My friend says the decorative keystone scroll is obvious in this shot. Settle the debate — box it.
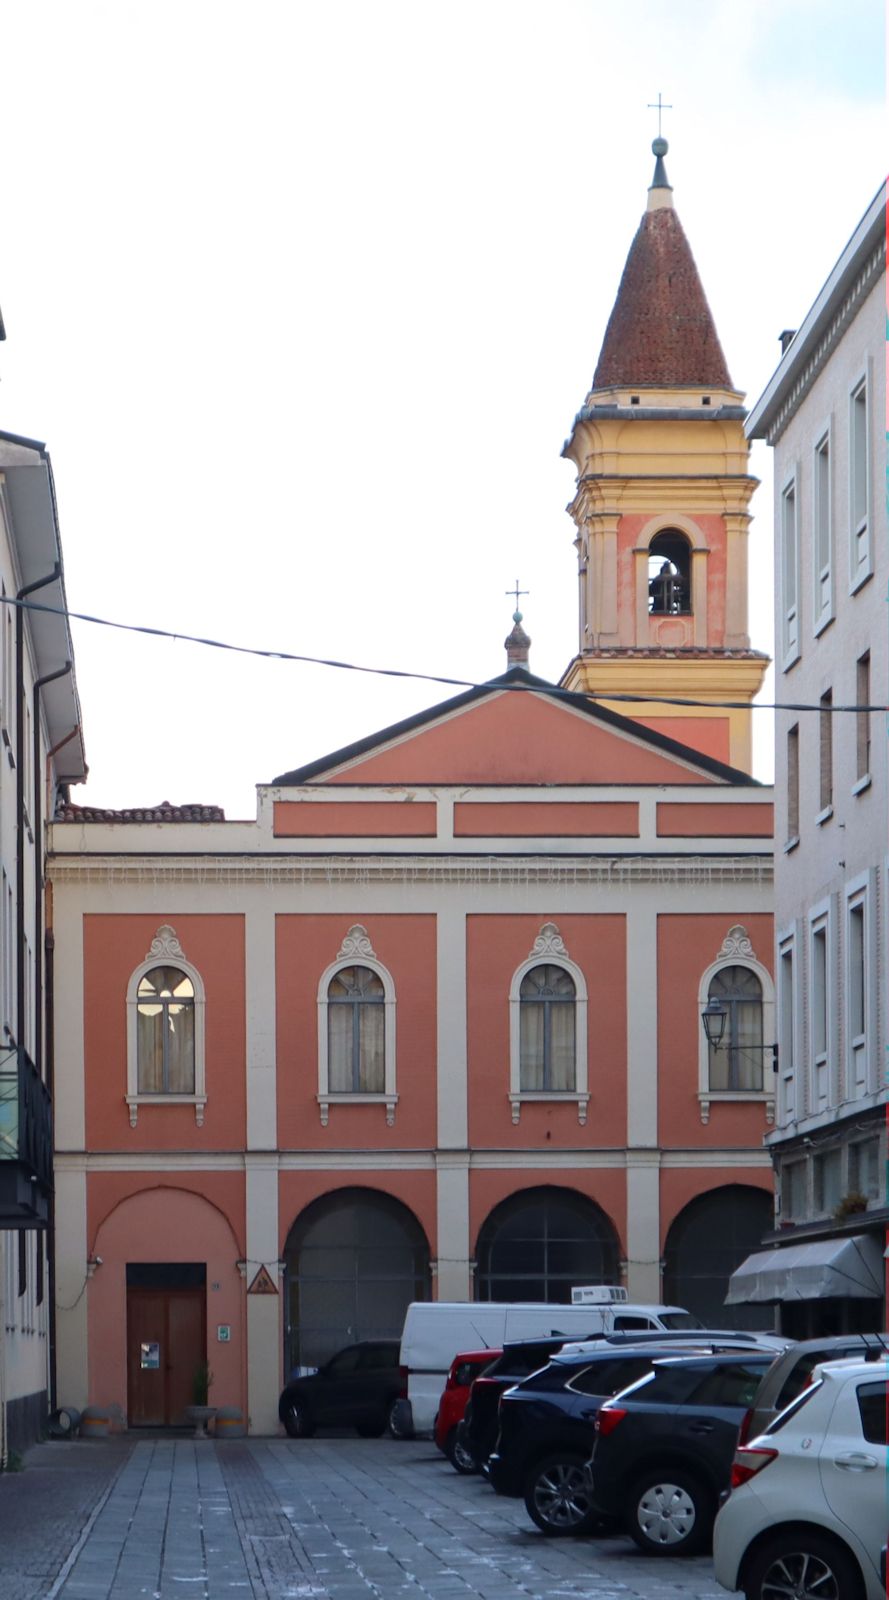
[336,924,377,962]
[716,924,756,962]
[146,924,187,962]
[529,922,569,960]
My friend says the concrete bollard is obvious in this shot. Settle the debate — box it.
[211,1406,247,1439]
[80,1405,112,1438]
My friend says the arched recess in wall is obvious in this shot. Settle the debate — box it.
[90,1186,246,1429]
[475,1185,620,1303]
[662,1185,773,1332]
[283,1188,431,1372]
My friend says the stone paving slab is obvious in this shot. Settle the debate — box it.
[1,1435,743,1599]
[0,1437,133,1600]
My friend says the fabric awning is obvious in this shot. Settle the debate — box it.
[725,1233,884,1304]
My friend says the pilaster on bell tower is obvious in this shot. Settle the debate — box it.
[559,138,768,774]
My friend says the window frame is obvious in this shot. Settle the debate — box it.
[126,925,206,1127]
[697,928,775,1125]
[779,470,801,669]
[317,926,397,1126]
[807,898,834,1113]
[845,871,877,1099]
[508,924,588,1125]
[812,424,834,635]
[777,925,798,1127]
[855,651,871,790]
[848,370,872,593]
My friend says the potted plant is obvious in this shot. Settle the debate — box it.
[185,1360,216,1437]
[833,1191,868,1221]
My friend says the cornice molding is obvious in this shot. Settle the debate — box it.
[761,237,885,445]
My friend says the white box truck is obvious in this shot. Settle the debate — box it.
[396,1290,699,1436]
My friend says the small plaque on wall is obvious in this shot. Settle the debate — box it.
[217,1325,231,1343]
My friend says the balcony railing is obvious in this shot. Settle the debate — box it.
[0,1045,52,1227]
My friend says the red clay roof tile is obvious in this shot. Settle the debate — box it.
[593,207,732,390]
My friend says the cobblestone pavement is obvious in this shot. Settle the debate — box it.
[2,1435,744,1600]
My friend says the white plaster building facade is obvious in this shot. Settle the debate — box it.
[740,185,887,1336]
[0,431,86,1457]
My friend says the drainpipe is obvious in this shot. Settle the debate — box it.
[33,684,75,1417]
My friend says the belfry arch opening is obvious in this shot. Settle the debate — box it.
[648,529,692,615]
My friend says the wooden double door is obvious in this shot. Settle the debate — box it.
[127,1270,206,1427]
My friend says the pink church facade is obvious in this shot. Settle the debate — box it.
[50,673,775,1433]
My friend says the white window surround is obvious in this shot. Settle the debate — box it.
[776,927,797,1130]
[697,924,775,1125]
[508,922,588,1125]
[812,423,834,635]
[844,871,877,1100]
[779,470,801,670]
[317,924,397,1126]
[126,924,206,1128]
[808,897,834,1115]
[848,368,872,593]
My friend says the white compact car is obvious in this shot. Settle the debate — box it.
[713,1356,888,1599]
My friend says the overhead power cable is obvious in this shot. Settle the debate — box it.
[3,593,886,713]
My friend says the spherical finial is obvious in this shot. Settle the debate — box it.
[513,609,523,624]
[652,136,668,158]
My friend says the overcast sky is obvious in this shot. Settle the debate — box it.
[0,0,883,815]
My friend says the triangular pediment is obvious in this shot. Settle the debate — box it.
[273,671,756,788]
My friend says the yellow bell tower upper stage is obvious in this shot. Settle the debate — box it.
[560,139,768,775]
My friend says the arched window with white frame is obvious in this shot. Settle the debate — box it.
[697,925,774,1127]
[317,926,397,1126]
[126,925,206,1127]
[509,924,588,1125]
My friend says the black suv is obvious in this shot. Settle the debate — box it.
[278,1340,404,1437]
[488,1335,779,1537]
[585,1351,775,1556]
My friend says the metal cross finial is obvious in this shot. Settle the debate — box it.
[506,579,529,620]
[647,93,672,138]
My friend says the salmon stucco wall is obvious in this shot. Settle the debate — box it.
[466,914,627,1149]
[275,915,437,1150]
[86,1180,246,1421]
[657,913,774,1147]
[83,914,246,1150]
[323,692,714,786]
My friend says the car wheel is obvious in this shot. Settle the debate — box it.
[446,1426,478,1475]
[744,1531,864,1600]
[523,1453,602,1537]
[388,1399,414,1440]
[626,1467,712,1556]
[282,1399,315,1439]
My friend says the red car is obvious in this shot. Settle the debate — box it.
[434,1349,499,1470]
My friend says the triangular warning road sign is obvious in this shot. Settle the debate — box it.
[247,1264,278,1296]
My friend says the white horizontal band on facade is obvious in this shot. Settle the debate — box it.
[54,1146,771,1173]
[48,854,772,887]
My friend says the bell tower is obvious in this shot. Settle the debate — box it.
[560,139,768,774]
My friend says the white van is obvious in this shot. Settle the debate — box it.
[396,1288,699,1435]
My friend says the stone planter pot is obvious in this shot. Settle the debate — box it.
[184,1405,216,1439]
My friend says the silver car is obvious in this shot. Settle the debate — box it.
[713,1356,888,1599]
